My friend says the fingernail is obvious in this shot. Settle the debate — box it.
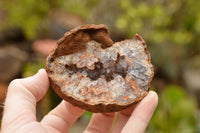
[148,91,158,106]
[148,91,158,98]
[36,68,44,76]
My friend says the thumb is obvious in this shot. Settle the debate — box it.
[2,69,49,131]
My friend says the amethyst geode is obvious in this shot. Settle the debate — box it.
[46,24,154,112]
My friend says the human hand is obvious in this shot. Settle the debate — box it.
[1,69,158,133]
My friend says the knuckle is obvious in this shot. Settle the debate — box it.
[8,79,21,88]
[8,79,24,92]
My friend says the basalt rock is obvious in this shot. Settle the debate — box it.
[46,24,154,112]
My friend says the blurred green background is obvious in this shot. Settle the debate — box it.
[0,0,200,132]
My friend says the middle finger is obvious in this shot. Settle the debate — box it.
[83,112,116,133]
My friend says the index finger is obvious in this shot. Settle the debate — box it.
[121,91,158,133]
[112,91,158,133]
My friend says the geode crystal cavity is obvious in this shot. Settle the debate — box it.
[46,24,154,112]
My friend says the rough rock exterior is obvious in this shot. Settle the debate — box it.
[46,24,154,112]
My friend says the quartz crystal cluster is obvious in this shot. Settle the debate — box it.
[46,24,154,112]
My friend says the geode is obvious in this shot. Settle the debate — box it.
[46,24,154,112]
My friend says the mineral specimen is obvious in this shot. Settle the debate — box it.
[46,24,154,112]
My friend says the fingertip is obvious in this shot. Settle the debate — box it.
[20,68,49,101]
[147,91,158,107]
[35,68,49,85]
[37,68,45,74]
[149,91,158,97]
[64,102,85,115]
[102,112,116,116]
[36,69,48,79]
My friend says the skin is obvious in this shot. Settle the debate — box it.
[1,69,158,133]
